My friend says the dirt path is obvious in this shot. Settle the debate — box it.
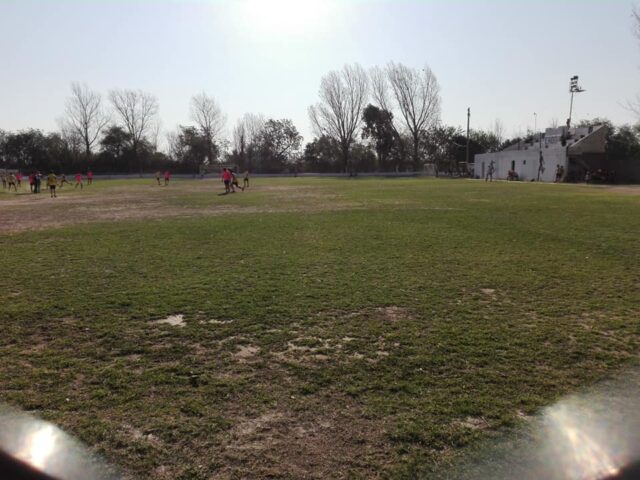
[0,182,359,234]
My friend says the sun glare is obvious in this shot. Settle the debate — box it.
[239,0,332,35]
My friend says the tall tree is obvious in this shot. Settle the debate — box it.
[168,126,210,172]
[385,62,441,169]
[109,89,159,172]
[232,113,266,171]
[361,104,399,171]
[61,82,110,167]
[309,64,369,172]
[190,93,226,165]
[259,119,303,166]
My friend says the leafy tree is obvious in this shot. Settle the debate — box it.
[303,136,341,173]
[168,126,211,172]
[258,119,303,172]
[608,124,640,162]
[361,104,400,171]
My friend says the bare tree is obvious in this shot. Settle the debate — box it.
[232,113,265,170]
[109,89,159,172]
[492,119,505,145]
[369,66,409,166]
[61,82,110,166]
[233,113,265,154]
[626,7,640,118]
[190,93,226,164]
[150,120,162,153]
[59,122,84,164]
[370,66,394,113]
[309,64,369,172]
[386,62,441,168]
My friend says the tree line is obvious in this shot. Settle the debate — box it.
[1,63,639,175]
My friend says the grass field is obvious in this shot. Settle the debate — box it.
[1,177,639,479]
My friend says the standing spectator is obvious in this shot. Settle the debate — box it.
[485,161,495,182]
[34,172,42,193]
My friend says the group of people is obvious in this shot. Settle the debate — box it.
[585,169,616,184]
[155,171,172,186]
[1,170,92,197]
[221,168,249,194]
[44,172,90,197]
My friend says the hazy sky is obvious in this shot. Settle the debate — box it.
[1,0,639,146]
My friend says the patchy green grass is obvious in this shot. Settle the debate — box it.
[1,178,639,479]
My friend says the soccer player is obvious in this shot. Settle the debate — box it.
[28,173,35,192]
[15,172,22,189]
[164,170,171,186]
[221,168,231,193]
[59,174,71,188]
[7,173,17,192]
[87,170,94,185]
[243,171,250,189]
[47,171,58,198]
[230,169,243,192]
[74,173,83,190]
[155,171,161,186]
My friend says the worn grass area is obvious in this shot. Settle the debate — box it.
[1,178,639,479]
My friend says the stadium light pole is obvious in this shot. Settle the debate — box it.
[567,75,585,129]
[466,107,470,167]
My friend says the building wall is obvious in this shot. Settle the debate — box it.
[569,126,608,155]
[474,148,567,182]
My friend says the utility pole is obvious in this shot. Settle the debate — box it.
[466,107,470,167]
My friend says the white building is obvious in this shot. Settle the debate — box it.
[474,125,608,182]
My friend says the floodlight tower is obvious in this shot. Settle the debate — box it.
[567,75,585,129]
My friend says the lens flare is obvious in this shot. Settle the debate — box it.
[547,405,621,480]
[16,425,58,470]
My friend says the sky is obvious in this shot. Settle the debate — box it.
[1,0,639,148]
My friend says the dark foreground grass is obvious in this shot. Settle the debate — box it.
[1,178,639,479]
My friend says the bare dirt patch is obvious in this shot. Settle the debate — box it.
[216,398,391,479]
[233,344,260,362]
[273,338,333,365]
[0,180,362,234]
[151,314,185,327]
[457,416,491,430]
[375,306,413,322]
